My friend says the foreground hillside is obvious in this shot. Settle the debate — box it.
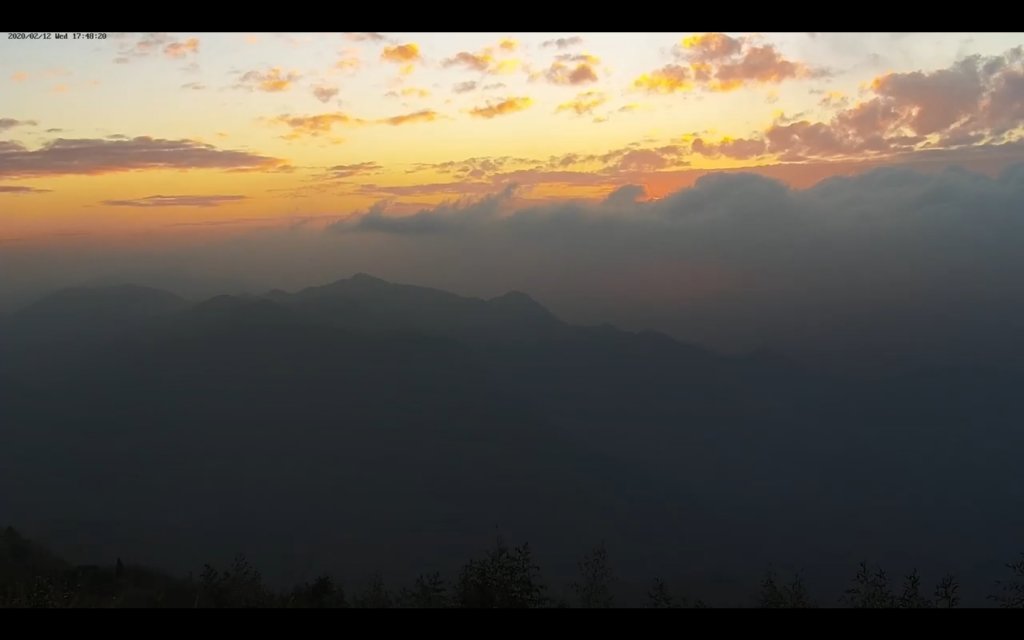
[6,526,1023,607]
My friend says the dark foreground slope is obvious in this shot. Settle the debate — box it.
[1,274,1022,604]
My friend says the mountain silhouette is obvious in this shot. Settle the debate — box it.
[1,274,1022,603]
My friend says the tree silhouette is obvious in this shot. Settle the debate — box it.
[288,574,346,608]
[845,562,895,608]
[196,555,269,608]
[895,569,932,608]
[455,538,547,608]
[398,572,450,608]
[759,569,812,608]
[571,543,614,608]
[647,577,675,608]
[933,573,960,608]
[352,572,393,608]
[989,553,1024,608]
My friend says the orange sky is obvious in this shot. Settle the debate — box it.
[2,32,1023,242]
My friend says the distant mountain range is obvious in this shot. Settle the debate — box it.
[2,274,1022,604]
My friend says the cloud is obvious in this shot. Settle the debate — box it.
[115,33,201,63]
[453,81,478,94]
[0,185,51,194]
[347,32,386,42]
[753,48,1024,161]
[542,55,600,85]
[163,38,199,59]
[442,41,521,75]
[320,162,382,180]
[381,109,439,126]
[237,67,301,92]
[818,90,849,109]
[322,164,1024,369]
[0,118,38,131]
[635,33,820,93]
[556,91,606,116]
[443,51,491,72]
[633,65,693,93]
[469,97,533,119]
[0,137,281,177]
[615,149,672,171]
[312,85,340,103]
[337,184,518,235]
[406,155,531,179]
[273,112,364,138]
[602,184,647,206]
[101,194,247,207]
[181,82,205,91]
[542,37,583,49]
[11,72,29,83]
[335,50,361,72]
[690,137,768,160]
[381,43,421,74]
[114,33,171,61]
[631,48,1024,166]
[386,87,431,99]
[679,33,743,60]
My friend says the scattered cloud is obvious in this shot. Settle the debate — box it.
[114,33,201,63]
[0,118,38,131]
[556,91,607,116]
[312,85,340,103]
[443,41,522,76]
[635,33,822,94]
[690,136,768,160]
[319,162,382,180]
[237,67,301,93]
[0,185,51,194]
[273,112,365,138]
[0,137,282,177]
[542,55,600,85]
[335,49,361,72]
[181,82,205,91]
[163,38,199,59]
[453,81,478,94]
[338,185,518,235]
[381,43,421,74]
[469,97,533,119]
[818,90,849,109]
[346,32,386,42]
[542,36,583,49]
[381,109,439,126]
[704,47,1024,162]
[407,155,531,179]
[101,194,247,207]
[386,87,431,99]
[633,65,693,94]
[11,72,29,83]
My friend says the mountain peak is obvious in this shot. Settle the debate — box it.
[349,272,388,285]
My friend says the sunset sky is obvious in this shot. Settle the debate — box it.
[1,32,1023,242]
